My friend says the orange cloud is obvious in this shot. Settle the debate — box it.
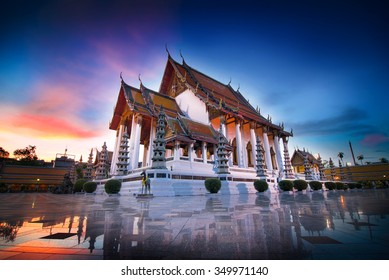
[12,113,100,139]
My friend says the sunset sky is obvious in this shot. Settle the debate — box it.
[1,0,388,165]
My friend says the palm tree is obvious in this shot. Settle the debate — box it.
[357,154,364,165]
[338,152,344,164]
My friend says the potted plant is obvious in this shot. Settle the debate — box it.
[253,180,268,193]
[293,179,308,191]
[278,180,294,192]
[74,179,87,193]
[204,178,221,194]
[324,181,336,190]
[83,181,97,194]
[104,179,122,194]
[309,181,323,191]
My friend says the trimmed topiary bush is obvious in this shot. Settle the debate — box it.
[254,180,268,192]
[204,178,221,193]
[83,181,97,193]
[105,179,122,194]
[278,180,294,191]
[293,179,308,191]
[324,181,336,190]
[0,183,7,193]
[74,179,88,193]
[362,181,374,189]
[335,182,346,190]
[309,181,323,191]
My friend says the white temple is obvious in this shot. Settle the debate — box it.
[97,53,295,195]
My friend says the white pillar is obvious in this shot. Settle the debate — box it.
[132,115,142,169]
[146,120,155,166]
[128,116,137,170]
[174,141,181,161]
[274,134,284,173]
[202,142,207,163]
[250,123,257,167]
[235,120,244,167]
[189,143,195,162]
[263,130,273,171]
[220,115,232,167]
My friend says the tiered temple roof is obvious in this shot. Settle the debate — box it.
[160,55,291,134]
[110,54,292,146]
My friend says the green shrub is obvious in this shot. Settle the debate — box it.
[309,181,323,191]
[375,181,384,189]
[0,183,7,193]
[74,179,88,192]
[254,180,268,192]
[362,181,374,189]
[278,180,294,191]
[105,179,122,194]
[204,178,221,193]
[324,181,336,190]
[347,182,357,189]
[83,181,97,193]
[355,182,363,189]
[293,179,308,191]
[335,182,346,190]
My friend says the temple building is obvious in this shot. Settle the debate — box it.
[106,53,294,195]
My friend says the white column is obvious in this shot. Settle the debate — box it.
[174,141,181,161]
[189,143,195,162]
[220,115,232,167]
[236,120,244,167]
[250,123,257,167]
[128,116,137,170]
[132,115,142,169]
[274,134,284,173]
[110,125,123,175]
[263,130,273,171]
[202,142,207,163]
[146,120,155,166]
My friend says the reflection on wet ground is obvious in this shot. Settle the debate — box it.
[1,189,389,260]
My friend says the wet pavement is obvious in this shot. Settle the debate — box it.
[1,189,389,260]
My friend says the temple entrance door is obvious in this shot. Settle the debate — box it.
[247,141,253,167]
[270,147,277,170]
[232,138,237,166]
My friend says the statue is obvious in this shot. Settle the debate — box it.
[140,171,151,195]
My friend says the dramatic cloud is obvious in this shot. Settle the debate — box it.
[361,133,389,147]
[11,113,100,139]
[288,107,372,136]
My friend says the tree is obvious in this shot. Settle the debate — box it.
[379,157,388,163]
[0,147,9,158]
[13,145,38,161]
[357,154,364,165]
[337,152,344,164]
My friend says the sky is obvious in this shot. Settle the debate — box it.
[1,0,388,165]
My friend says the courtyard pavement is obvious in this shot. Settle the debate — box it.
[0,189,388,260]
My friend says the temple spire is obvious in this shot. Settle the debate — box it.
[283,137,294,179]
[303,153,314,180]
[95,142,109,180]
[255,136,266,179]
[216,125,230,174]
[317,154,326,181]
[151,106,167,169]
[84,148,94,181]
[116,127,130,175]
[329,157,335,181]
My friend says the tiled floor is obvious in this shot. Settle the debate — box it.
[1,189,389,260]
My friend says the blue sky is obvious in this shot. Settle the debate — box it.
[1,0,388,165]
